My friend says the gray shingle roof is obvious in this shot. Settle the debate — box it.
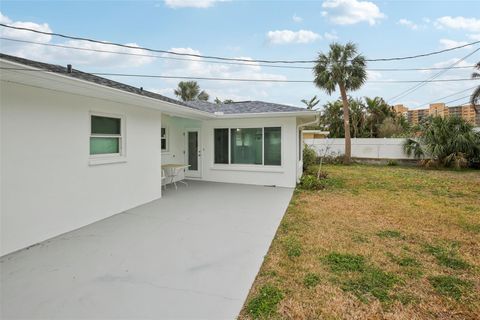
[1,53,311,115]
[185,100,310,114]
[0,53,192,108]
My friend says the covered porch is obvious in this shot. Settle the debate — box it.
[161,115,203,185]
[1,181,293,319]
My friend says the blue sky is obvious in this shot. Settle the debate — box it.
[1,0,479,109]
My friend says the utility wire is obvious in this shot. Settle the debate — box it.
[417,86,478,108]
[387,47,480,103]
[1,23,480,63]
[1,67,479,84]
[1,37,313,69]
[409,98,472,111]
[0,37,477,72]
[443,95,473,105]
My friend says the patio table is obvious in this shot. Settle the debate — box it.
[161,164,190,190]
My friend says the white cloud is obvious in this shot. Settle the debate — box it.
[324,31,339,40]
[418,58,475,80]
[367,70,382,80]
[156,47,288,101]
[0,11,10,23]
[266,29,321,45]
[435,16,480,32]
[49,40,155,68]
[292,14,303,23]
[397,19,418,30]
[438,38,468,50]
[321,0,385,26]
[164,0,226,8]
[0,12,154,68]
[431,58,474,69]
[468,34,480,41]
[0,12,52,43]
[163,47,285,80]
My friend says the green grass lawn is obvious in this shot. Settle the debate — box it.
[239,164,480,319]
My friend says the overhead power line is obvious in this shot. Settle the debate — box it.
[0,37,477,72]
[1,23,480,63]
[387,47,480,103]
[369,66,475,71]
[1,67,479,84]
[410,98,472,110]
[443,95,473,105]
[417,86,478,107]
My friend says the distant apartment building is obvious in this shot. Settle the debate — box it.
[393,104,408,118]
[393,103,480,126]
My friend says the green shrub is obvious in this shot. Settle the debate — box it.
[303,273,321,288]
[322,153,345,164]
[247,284,284,318]
[302,145,317,171]
[299,175,324,191]
[387,159,398,166]
[428,275,473,300]
[403,116,480,169]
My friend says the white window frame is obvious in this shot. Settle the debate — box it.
[213,126,283,168]
[89,111,126,166]
[161,126,169,153]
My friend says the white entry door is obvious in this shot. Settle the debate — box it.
[185,129,202,178]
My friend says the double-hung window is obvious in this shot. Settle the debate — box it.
[90,114,123,157]
[214,127,281,166]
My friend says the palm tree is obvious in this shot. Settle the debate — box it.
[471,61,480,113]
[349,98,366,138]
[313,42,367,164]
[404,116,480,168]
[301,96,320,110]
[364,97,393,138]
[197,90,209,101]
[174,81,200,101]
[319,100,344,137]
[174,81,210,102]
[214,97,234,104]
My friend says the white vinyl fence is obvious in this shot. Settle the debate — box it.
[304,138,413,160]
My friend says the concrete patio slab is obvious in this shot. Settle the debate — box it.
[0,181,293,319]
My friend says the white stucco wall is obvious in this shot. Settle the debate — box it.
[305,138,412,159]
[1,81,163,255]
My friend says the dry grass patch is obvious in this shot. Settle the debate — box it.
[239,165,480,319]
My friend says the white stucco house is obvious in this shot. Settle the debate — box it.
[0,53,318,256]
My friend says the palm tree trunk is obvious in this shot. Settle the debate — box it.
[339,83,351,164]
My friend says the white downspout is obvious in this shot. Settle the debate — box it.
[296,113,320,183]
